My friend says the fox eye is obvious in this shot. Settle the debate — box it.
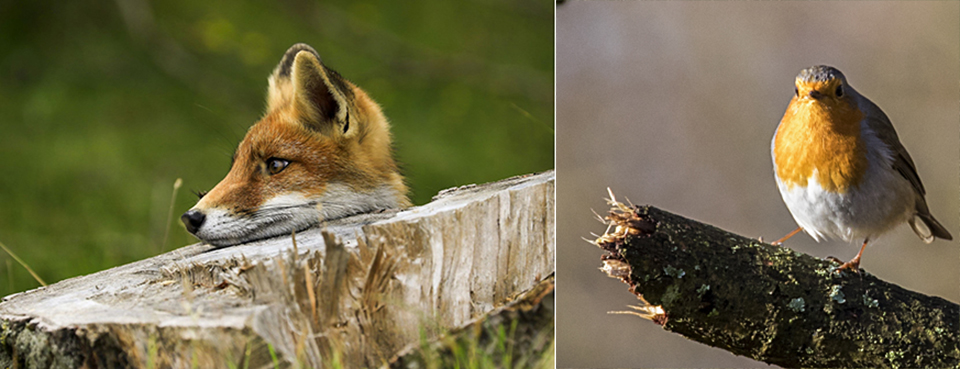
[835,85,843,97]
[266,158,290,175]
[794,87,799,96]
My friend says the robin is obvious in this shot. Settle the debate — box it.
[771,65,952,272]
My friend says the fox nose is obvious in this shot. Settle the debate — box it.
[181,209,206,234]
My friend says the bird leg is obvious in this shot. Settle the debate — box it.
[836,238,869,273]
[771,227,802,246]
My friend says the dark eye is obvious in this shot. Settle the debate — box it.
[266,158,290,175]
[794,87,799,96]
[835,85,843,97]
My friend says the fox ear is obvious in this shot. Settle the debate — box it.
[267,44,315,112]
[291,52,350,133]
[267,44,352,136]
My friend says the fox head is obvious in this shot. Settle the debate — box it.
[181,43,410,247]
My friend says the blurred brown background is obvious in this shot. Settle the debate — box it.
[557,2,958,368]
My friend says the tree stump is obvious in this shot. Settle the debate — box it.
[0,171,555,368]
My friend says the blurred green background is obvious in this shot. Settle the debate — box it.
[0,1,553,296]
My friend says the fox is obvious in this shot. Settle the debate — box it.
[181,43,411,247]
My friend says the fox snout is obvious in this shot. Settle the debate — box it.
[181,209,205,234]
[181,43,410,247]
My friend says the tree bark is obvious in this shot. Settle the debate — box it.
[0,171,555,369]
[594,203,959,368]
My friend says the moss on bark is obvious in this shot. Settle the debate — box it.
[596,205,959,368]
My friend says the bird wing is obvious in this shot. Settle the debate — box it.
[857,89,952,241]
[858,94,926,196]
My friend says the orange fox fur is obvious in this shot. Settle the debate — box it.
[181,43,410,246]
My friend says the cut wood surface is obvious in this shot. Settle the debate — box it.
[0,171,555,369]
[594,201,958,368]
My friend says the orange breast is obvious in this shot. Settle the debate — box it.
[774,96,867,193]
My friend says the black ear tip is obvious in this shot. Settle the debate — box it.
[277,43,322,78]
[287,43,320,59]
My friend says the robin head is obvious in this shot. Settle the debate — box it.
[791,66,858,118]
[775,65,867,193]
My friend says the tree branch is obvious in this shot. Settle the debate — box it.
[594,201,959,368]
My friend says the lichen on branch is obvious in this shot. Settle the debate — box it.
[592,195,959,368]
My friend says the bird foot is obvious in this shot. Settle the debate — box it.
[826,256,860,274]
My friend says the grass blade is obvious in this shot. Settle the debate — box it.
[0,240,46,286]
[161,178,183,253]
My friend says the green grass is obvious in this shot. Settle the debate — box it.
[0,1,553,296]
[404,317,555,369]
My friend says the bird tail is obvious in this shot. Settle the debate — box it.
[909,213,952,244]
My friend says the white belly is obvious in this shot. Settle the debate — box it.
[775,168,914,243]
